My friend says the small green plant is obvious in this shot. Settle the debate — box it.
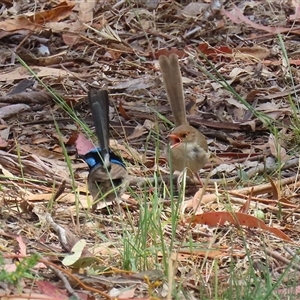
[0,253,40,290]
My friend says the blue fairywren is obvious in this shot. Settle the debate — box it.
[83,89,128,209]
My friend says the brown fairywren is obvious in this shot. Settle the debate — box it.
[159,54,209,181]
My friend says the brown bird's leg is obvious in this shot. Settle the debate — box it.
[195,173,203,187]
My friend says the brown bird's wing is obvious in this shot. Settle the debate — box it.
[159,54,188,127]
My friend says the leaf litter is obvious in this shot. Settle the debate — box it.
[1,0,300,298]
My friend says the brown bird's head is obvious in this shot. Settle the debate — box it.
[168,124,201,148]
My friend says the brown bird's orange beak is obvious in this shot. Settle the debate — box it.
[168,133,181,148]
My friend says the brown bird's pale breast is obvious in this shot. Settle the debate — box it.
[169,140,208,174]
[168,124,209,174]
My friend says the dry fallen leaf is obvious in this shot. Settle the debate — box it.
[0,66,83,81]
[233,46,270,60]
[0,104,30,119]
[0,1,75,32]
[187,212,292,242]
[268,134,289,163]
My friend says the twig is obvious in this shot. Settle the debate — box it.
[266,248,300,272]
[49,265,80,300]
[52,180,66,202]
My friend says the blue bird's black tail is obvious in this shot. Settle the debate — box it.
[88,89,110,168]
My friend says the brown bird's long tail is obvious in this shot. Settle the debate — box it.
[159,54,188,127]
[88,89,110,168]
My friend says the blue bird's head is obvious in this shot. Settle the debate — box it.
[83,148,126,170]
